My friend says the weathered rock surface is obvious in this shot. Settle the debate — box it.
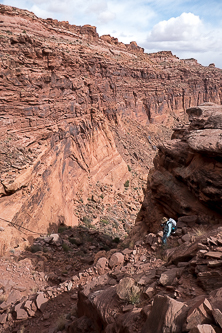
[137,103,222,234]
[0,5,222,253]
[141,295,188,333]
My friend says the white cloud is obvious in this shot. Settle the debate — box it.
[149,12,202,42]
[97,10,116,24]
[141,12,222,67]
[86,0,108,14]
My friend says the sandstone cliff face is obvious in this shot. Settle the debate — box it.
[137,103,222,234]
[0,4,222,253]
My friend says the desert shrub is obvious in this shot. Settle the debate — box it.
[56,315,66,331]
[124,180,129,187]
[62,242,70,252]
[58,225,67,233]
[192,226,206,237]
[69,237,77,245]
[101,219,109,225]
[127,165,131,172]
[113,237,120,244]
[28,244,42,253]
[82,216,91,228]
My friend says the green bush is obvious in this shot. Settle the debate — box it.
[29,244,42,253]
[101,219,109,225]
[82,216,91,228]
[62,242,70,252]
[113,237,120,244]
[124,180,129,187]
[58,225,67,233]
[127,165,131,172]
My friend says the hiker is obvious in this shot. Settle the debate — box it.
[161,217,177,245]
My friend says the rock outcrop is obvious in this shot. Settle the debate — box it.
[137,103,222,234]
[0,4,222,253]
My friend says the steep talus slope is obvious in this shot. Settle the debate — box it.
[136,102,222,235]
[0,4,222,253]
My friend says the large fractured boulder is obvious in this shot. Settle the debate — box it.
[77,285,121,332]
[213,308,222,329]
[159,267,183,286]
[189,324,222,333]
[116,277,140,303]
[109,252,124,269]
[185,298,214,331]
[141,295,188,333]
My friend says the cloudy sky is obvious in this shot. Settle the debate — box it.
[1,0,222,68]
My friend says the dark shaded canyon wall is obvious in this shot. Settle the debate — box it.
[136,103,222,234]
[0,4,222,252]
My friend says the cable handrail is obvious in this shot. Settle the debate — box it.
[0,216,43,235]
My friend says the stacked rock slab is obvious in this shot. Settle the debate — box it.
[137,102,222,233]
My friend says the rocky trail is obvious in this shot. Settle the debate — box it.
[1,4,222,333]
[0,218,222,332]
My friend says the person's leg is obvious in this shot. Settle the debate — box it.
[166,223,172,238]
[162,224,168,244]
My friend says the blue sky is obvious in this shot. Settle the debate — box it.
[1,0,222,68]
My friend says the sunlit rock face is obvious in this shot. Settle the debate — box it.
[0,4,222,253]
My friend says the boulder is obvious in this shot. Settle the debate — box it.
[189,324,222,333]
[116,277,140,303]
[36,292,48,312]
[141,295,188,333]
[0,313,7,324]
[186,298,213,331]
[14,302,29,320]
[213,308,222,329]
[77,285,121,331]
[96,257,108,275]
[159,268,182,286]
[109,252,124,269]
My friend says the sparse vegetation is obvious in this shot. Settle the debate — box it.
[127,286,141,305]
[101,219,109,225]
[192,226,206,237]
[113,237,120,243]
[56,315,66,331]
[82,216,91,228]
[58,225,67,233]
[124,180,129,187]
[69,237,77,245]
[22,30,26,34]
[28,244,42,253]
[62,242,70,252]
[127,165,131,171]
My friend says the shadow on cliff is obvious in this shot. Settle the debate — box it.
[17,222,120,283]
[3,224,122,332]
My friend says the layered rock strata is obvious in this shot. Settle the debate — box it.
[137,103,222,234]
[0,5,222,252]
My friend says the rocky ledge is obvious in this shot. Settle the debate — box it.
[136,102,222,235]
[2,220,222,333]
